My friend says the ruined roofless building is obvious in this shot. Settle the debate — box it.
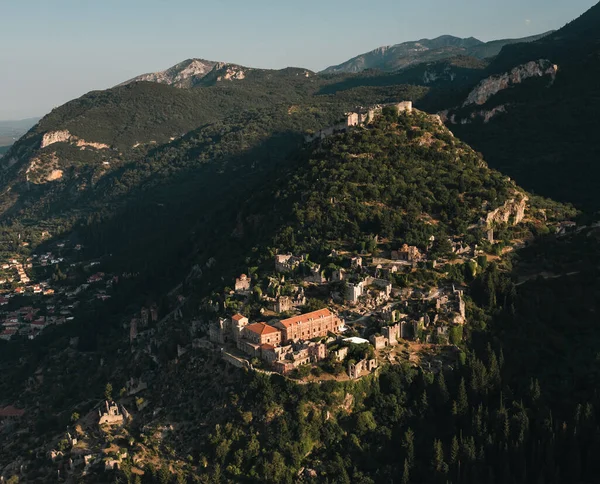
[275,254,302,273]
[234,274,251,292]
[98,401,124,426]
[209,317,232,344]
[392,244,423,263]
[308,101,413,142]
[370,334,389,349]
[275,296,292,313]
[345,281,364,303]
[383,323,400,346]
[348,358,378,379]
[345,101,413,128]
[269,341,328,374]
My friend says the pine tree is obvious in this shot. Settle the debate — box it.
[452,400,459,417]
[488,352,500,389]
[432,439,448,475]
[499,409,510,441]
[436,371,449,405]
[450,435,460,465]
[420,390,429,416]
[529,378,541,404]
[462,436,476,462]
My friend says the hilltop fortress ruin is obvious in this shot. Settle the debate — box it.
[306,101,413,142]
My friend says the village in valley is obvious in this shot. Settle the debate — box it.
[0,237,132,343]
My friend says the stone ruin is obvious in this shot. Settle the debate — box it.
[348,358,378,379]
[306,101,414,142]
[98,401,125,427]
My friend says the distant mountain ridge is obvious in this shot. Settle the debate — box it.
[119,58,315,89]
[322,32,554,74]
[119,58,220,87]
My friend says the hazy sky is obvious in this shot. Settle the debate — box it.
[0,0,596,119]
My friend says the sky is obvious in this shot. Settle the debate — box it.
[0,0,597,120]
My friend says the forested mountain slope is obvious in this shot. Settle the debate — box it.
[0,73,426,278]
[0,106,582,484]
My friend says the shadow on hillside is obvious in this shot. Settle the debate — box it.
[0,128,309,372]
[72,128,308,297]
[317,68,485,113]
[487,266,600,413]
[317,71,421,95]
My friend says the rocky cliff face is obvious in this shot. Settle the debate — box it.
[442,59,558,126]
[443,105,508,125]
[40,130,71,148]
[484,194,528,227]
[40,130,110,151]
[463,59,557,107]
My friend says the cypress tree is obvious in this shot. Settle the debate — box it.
[403,428,415,468]
[457,378,468,416]
[401,458,410,484]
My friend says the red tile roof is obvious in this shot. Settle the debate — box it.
[245,323,280,336]
[232,314,247,321]
[260,343,275,351]
[278,308,333,328]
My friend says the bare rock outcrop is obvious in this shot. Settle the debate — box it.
[26,153,63,183]
[40,130,109,151]
[423,66,456,85]
[118,58,218,87]
[479,105,508,123]
[46,169,64,181]
[214,63,247,81]
[463,59,557,107]
[75,139,110,150]
[41,130,71,148]
[484,194,528,228]
[447,105,508,125]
